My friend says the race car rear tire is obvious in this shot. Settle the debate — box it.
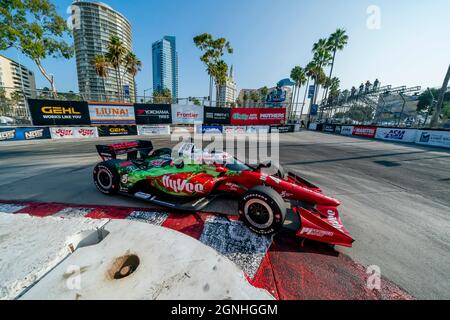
[93,161,120,195]
[239,186,287,235]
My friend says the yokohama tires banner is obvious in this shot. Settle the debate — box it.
[50,127,99,139]
[352,126,377,138]
[134,104,172,124]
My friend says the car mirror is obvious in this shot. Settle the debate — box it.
[257,160,272,170]
[174,159,185,169]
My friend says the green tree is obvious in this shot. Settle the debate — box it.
[311,39,332,104]
[0,0,74,97]
[324,29,348,101]
[192,97,201,106]
[193,33,233,105]
[259,86,269,103]
[124,51,142,102]
[106,35,127,101]
[91,54,109,99]
[0,89,12,116]
[153,88,172,104]
[417,88,450,124]
[290,66,307,119]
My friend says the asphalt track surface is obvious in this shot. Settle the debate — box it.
[0,131,449,299]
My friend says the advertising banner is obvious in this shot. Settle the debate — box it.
[340,126,354,136]
[137,125,170,136]
[204,107,231,125]
[352,126,377,138]
[322,124,336,133]
[98,125,137,137]
[134,104,172,124]
[50,127,98,139]
[375,128,418,143]
[0,127,51,141]
[246,126,270,134]
[88,102,135,125]
[335,125,342,134]
[231,108,286,125]
[258,108,286,125]
[223,126,247,134]
[308,123,318,131]
[416,130,450,149]
[28,99,90,126]
[200,125,223,134]
[270,125,295,133]
[171,105,204,124]
[171,126,195,134]
[310,104,319,116]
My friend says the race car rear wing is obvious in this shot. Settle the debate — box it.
[96,140,153,161]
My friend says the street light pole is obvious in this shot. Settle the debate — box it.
[143,88,153,102]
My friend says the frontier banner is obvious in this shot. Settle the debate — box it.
[134,104,172,124]
[231,108,286,125]
[88,102,135,125]
[203,107,231,124]
[171,105,204,124]
[28,99,90,126]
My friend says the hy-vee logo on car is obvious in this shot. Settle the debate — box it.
[162,176,204,193]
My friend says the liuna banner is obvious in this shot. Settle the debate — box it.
[98,125,138,137]
[137,125,170,135]
[28,99,90,126]
[230,108,286,126]
[134,104,172,124]
[171,105,204,124]
[375,128,418,143]
[88,102,135,125]
[203,107,231,125]
[50,127,99,139]
[0,127,51,141]
[416,130,450,148]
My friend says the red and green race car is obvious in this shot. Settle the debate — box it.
[93,140,354,247]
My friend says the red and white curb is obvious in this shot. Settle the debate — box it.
[0,201,413,300]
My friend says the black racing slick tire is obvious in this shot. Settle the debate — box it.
[93,161,120,195]
[239,186,287,235]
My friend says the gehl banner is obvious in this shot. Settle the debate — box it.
[28,99,91,126]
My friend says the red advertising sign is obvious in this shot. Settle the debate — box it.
[230,108,286,125]
[352,126,377,138]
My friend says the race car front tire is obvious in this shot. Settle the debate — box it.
[239,186,287,235]
[93,161,120,195]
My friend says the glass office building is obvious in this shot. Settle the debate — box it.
[152,36,178,100]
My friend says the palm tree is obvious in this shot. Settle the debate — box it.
[193,33,233,106]
[290,66,306,120]
[210,60,228,107]
[91,54,109,101]
[324,29,348,101]
[259,86,269,106]
[106,35,127,101]
[124,51,142,102]
[312,39,332,104]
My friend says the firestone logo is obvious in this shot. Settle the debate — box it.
[162,176,204,193]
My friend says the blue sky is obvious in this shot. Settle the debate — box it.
[3,0,450,97]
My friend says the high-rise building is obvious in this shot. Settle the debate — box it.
[217,65,237,107]
[0,54,36,117]
[152,36,178,99]
[72,1,135,101]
